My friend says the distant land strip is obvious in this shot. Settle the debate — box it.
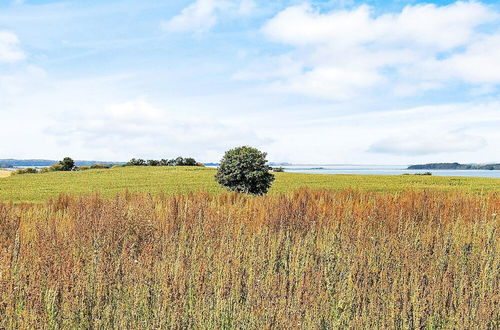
[408,162,500,170]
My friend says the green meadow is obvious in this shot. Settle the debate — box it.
[0,166,499,202]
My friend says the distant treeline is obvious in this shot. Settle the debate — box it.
[408,162,500,170]
[125,157,203,167]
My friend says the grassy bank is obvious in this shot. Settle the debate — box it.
[0,170,11,178]
[1,189,498,328]
[0,166,499,202]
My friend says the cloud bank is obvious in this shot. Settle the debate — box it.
[246,1,500,99]
[0,30,25,62]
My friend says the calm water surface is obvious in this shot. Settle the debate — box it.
[280,165,500,178]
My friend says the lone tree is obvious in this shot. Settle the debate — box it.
[215,146,275,195]
[59,157,75,171]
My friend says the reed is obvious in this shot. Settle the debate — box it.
[0,189,498,328]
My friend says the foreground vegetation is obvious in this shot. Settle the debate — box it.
[0,189,498,328]
[1,166,499,202]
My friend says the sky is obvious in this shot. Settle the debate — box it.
[0,0,499,164]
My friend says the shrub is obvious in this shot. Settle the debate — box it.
[41,164,63,173]
[90,164,111,169]
[273,167,285,172]
[77,166,90,171]
[14,167,38,175]
[181,157,198,166]
[215,146,275,195]
[126,158,147,166]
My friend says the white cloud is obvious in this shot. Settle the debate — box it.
[0,30,25,62]
[46,100,271,160]
[248,100,500,163]
[428,33,500,84]
[161,0,222,33]
[251,1,500,100]
[161,0,255,33]
[0,65,47,95]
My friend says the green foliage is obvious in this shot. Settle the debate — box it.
[14,167,38,175]
[59,157,75,171]
[126,157,203,167]
[126,158,147,166]
[216,146,275,195]
[273,167,285,172]
[90,164,110,169]
[40,164,63,173]
[147,159,160,166]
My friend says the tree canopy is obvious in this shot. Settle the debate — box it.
[215,146,275,195]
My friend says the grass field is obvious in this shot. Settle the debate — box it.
[1,189,498,328]
[0,166,499,202]
[1,167,499,327]
[0,169,11,178]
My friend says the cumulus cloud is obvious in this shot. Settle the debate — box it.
[368,130,487,156]
[0,30,25,62]
[248,1,500,99]
[161,0,255,33]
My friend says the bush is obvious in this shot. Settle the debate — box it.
[40,164,63,173]
[90,164,111,169]
[126,158,147,166]
[77,166,90,171]
[215,146,275,195]
[14,167,38,175]
[126,157,203,167]
[273,167,285,172]
[180,157,197,166]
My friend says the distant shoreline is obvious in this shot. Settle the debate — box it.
[408,163,500,170]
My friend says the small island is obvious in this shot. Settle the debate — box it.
[408,162,500,170]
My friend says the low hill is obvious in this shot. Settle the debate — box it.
[408,162,500,170]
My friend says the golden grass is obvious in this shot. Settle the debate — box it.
[0,169,11,178]
[0,166,499,202]
[1,189,498,328]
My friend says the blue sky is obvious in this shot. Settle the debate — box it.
[1,0,499,164]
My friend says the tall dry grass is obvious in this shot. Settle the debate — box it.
[0,189,498,329]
